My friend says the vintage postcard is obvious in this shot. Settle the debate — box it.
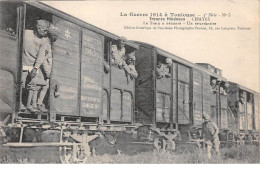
[0,0,259,164]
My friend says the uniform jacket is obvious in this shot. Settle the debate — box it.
[22,30,48,69]
[202,120,219,141]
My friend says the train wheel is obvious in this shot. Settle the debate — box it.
[59,142,90,164]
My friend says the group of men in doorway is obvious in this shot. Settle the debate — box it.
[109,37,138,79]
[20,19,60,113]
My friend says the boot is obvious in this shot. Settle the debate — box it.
[26,90,39,113]
[32,90,38,109]
[37,104,47,113]
[19,88,27,111]
[19,103,27,111]
[27,105,40,113]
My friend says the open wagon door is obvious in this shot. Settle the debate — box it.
[49,16,80,121]
[0,2,23,123]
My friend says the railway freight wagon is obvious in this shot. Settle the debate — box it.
[0,1,140,163]
[134,42,232,145]
[227,82,259,144]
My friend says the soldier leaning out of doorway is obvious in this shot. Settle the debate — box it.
[220,82,229,96]
[20,19,50,113]
[156,57,172,79]
[111,37,127,68]
[124,51,138,79]
[202,113,220,159]
[110,37,138,79]
[33,24,60,112]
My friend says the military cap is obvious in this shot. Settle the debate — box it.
[48,24,61,37]
[211,79,217,86]
[36,19,49,30]
[165,58,172,64]
[117,36,127,44]
[223,82,229,88]
[202,113,211,120]
[211,79,217,84]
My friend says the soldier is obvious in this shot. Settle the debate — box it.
[117,37,127,60]
[21,19,50,112]
[239,92,245,104]
[164,57,172,78]
[202,113,220,159]
[156,60,166,79]
[34,24,60,112]
[111,37,127,68]
[235,133,245,146]
[210,79,217,93]
[221,82,230,95]
[111,42,120,65]
[156,58,172,79]
[125,51,138,79]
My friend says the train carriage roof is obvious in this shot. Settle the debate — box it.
[133,41,227,81]
[229,82,259,95]
[26,2,139,49]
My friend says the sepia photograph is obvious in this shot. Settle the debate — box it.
[0,0,259,164]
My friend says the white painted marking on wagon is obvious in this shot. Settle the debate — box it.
[64,29,71,39]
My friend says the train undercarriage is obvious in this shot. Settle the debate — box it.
[0,112,181,163]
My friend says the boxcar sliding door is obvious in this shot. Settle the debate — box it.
[192,69,203,126]
[177,64,190,124]
[50,16,80,121]
[80,28,103,118]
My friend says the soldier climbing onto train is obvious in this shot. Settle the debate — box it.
[20,19,50,113]
[202,113,220,159]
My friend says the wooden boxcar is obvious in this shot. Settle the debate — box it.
[0,1,139,163]
[1,1,259,163]
[0,1,138,124]
[227,82,259,143]
[134,42,231,143]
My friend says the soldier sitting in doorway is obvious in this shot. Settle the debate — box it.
[20,19,50,113]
